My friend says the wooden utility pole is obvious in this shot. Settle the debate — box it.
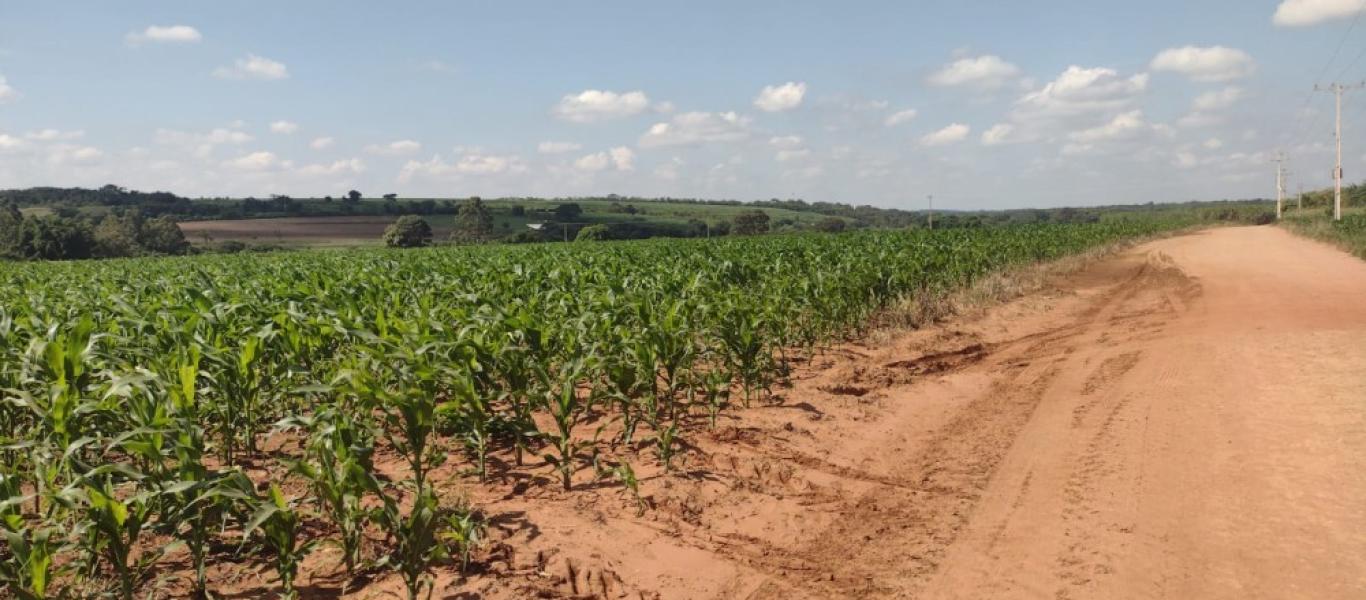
[1273,152,1287,220]
[927,194,934,230]
[1316,82,1365,221]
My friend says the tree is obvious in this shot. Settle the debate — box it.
[383,193,398,200]
[347,190,362,202]
[732,210,770,235]
[575,224,611,242]
[138,216,190,255]
[19,216,95,260]
[509,205,526,217]
[383,215,433,248]
[92,213,142,258]
[814,217,846,233]
[0,201,24,258]
[553,203,583,221]
[453,197,493,243]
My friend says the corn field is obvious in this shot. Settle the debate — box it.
[0,220,1192,598]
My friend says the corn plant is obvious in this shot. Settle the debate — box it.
[242,484,314,600]
[542,359,594,491]
[277,407,380,577]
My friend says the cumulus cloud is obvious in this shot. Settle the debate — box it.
[639,111,752,147]
[775,149,811,162]
[1014,66,1149,119]
[920,123,971,146]
[309,137,335,150]
[928,55,1021,89]
[768,135,804,149]
[154,127,253,158]
[1273,0,1366,26]
[884,108,919,127]
[0,76,17,103]
[364,140,421,155]
[47,145,104,165]
[1067,110,1151,143]
[537,141,583,154]
[223,151,282,171]
[126,25,201,45]
[25,129,84,141]
[1192,87,1244,111]
[0,134,25,151]
[1150,46,1256,82]
[553,90,650,122]
[269,120,299,134]
[397,152,528,182]
[573,147,635,172]
[213,54,289,80]
[981,123,1016,146]
[609,146,635,171]
[296,158,365,177]
[753,82,807,112]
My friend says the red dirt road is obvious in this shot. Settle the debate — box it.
[917,226,1366,599]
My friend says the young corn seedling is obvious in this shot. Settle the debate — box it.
[377,486,444,600]
[278,407,381,578]
[242,484,314,600]
[543,361,593,491]
[612,461,646,516]
[67,474,158,600]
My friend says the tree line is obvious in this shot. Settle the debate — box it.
[0,202,190,260]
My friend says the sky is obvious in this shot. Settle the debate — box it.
[1,1,1365,210]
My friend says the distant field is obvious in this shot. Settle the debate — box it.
[177,200,838,247]
[179,216,456,246]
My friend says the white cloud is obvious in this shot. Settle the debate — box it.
[609,146,635,171]
[1067,110,1150,143]
[0,76,17,103]
[920,123,971,146]
[0,134,24,151]
[1177,111,1225,128]
[25,129,84,141]
[416,60,458,74]
[1150,46,1256,82]
[775,149,811,162]
[884,108,919,127]
[1273,0,1366,26]
[213,54,289,80]
[573,147,635,171]
[126,25,201,45]
[981,123,1016,145]
[639,111,752,147]
[1016,66,1149,119]
[296,158,365,177]
[269,120,299,134]
[553,90,650,122]
[154,127,253,158]
[928,55,1021,89]
[398,153,528,181]
[654,157,684,181]
[1192,86,1244,111]
[364,140,421,155]
[537,141,583,154]
[1203,138,1224,149]
[753,81,807,112]
[48,145,103,165]
[768,135,804,149]
[309,137,335,150]
[223,151,282,171]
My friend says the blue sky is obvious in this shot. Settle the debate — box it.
[1,1,1364,209]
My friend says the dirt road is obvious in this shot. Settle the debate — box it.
[464,226,1366,600]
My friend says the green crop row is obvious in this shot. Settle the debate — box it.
[0,218,1195,598]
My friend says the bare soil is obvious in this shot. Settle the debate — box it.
[178,216,456,245]
[143,226,1366,599]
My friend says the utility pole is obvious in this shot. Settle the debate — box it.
[1298,183,1304,211]
[1316,81,1365,221]
[927,194,934,230]
[1273,151,1287,220]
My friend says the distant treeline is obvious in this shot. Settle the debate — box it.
[0,184,1285,228]
[0,201,190,261]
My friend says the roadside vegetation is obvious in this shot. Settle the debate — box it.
[0,216,1204,597]
[1276,182,1366,259]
